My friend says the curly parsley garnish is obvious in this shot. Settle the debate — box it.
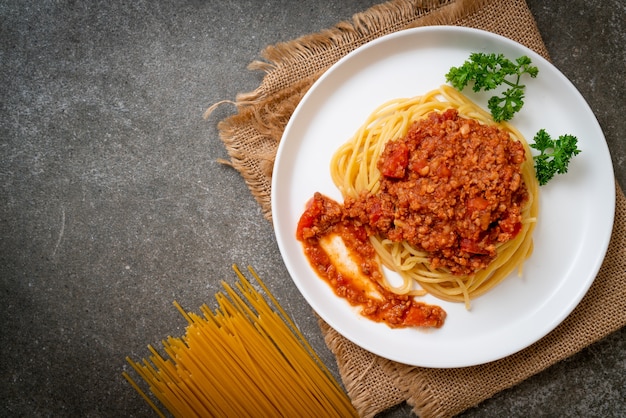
[446,52,582,185]
[445,52,539,122]
[530,129,581,186]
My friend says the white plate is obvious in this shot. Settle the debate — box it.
[271,26,615,367]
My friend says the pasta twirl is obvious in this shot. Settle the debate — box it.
[330,85,539,308]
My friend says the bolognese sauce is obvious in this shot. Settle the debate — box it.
[296,108,528,328]
[345,109,528,275]
[297,193,446,328]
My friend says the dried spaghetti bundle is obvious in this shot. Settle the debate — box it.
[123,266,357,417]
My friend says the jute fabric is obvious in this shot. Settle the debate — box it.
[210,0,626,416]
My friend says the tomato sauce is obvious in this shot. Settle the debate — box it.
[295,109,528,328]
[345,109,528,275]
[297,193,446,329]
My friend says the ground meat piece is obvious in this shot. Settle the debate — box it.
[296,192,343,240]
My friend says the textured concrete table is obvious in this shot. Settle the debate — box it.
[1,1,624,416]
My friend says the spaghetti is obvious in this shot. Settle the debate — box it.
[123,266,358,417]
[329,85,538,308]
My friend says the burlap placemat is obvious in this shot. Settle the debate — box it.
[209,0,626,416]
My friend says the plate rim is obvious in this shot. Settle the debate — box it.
[271,25,615,367]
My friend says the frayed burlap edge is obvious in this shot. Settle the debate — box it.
[239,0,492,104]
[208,0,626,416]
[318,319,408,418]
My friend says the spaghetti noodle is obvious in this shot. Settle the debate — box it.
[329,85,538,308]
[123,266,358,417]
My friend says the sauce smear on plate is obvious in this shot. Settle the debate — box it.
[297,192,446,328]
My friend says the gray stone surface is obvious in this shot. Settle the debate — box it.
[1,1,624,416]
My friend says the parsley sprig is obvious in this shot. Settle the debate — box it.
[446,52,582,185]
[445,53,539,122]
[530,129,581,186]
